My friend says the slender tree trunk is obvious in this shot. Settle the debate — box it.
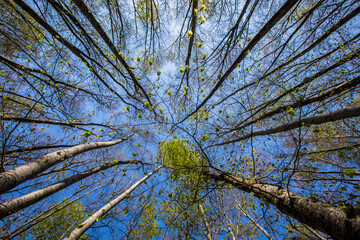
[0,133,133,194]
[238,207,273,240]
[208,172,360,240]
[11,0,127,103]
[0,160,140,219]
[302,223,327,240]
[236,74,360,132]
[215,105,360,146]
[3,187,100,240]
[180,0,301,123]
[3,144,75,155]
[198,203,212,240]
[232,194,274,240]
[71,0,151,104]
[1,115,116,129]
[0,54,97,97]
[64,165,163,240]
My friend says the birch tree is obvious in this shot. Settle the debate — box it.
[0,133,134,194]
[207,171,360,240]
[1,0,359,239]
[64,165,162,240]
[0,159,140,219]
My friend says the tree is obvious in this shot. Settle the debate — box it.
[207,170,360,240]
[26,200,87,240]
[1,0,359,239]
[64,165,162,240]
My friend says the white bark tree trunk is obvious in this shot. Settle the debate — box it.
[232,195,274,240]
[208,172,360,240]
[64,165,163,240]
[198,203,212,240]
[0,133,133,194]
[0,160,139,219]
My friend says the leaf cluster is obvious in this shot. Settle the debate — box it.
[158,140,207,182]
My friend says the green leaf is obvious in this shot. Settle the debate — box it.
[344,167,357,178]
[124,205,129,214]
[83,132,91,137]
[201,135,209,142]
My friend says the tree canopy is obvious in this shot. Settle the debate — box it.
[1,0,360,239]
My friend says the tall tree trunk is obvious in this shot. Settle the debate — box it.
[0,160,140,219]
[208,172,360,240]
[11,0,127,103]
[3,187,100,240]
[215,105,360,146]
[64,165,163,240]
[1,115,116,129]
[180,0,300,123]
[3,144,75,155]
[232,193,274,240]
[198,203,212,240]
[70,0,151,104]
[0,133,134,194]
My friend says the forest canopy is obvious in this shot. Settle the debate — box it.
[0,0,360,239]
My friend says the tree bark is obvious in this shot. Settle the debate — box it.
[198,203,212,240]
[64,165,163,240]
[233,73,360,132]
[215,105,360,146]
[208,172,360,240]
[0,133,133,195]
[3,188,99,240]
[0,160,140,219]
[1,115,117,130]
[232,194,274,240]
[3,144,75,155]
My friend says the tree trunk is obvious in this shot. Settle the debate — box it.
[198,203,212,240]
[3,187,99,240]
[0,133,133,194]
[12,0,127,102]
[208,172,360,240]
[64,165,163,240]
[3,144,75,155]
[232,193,274,240]
[1,115,116,129]
[236,74,360,132]
[0,160,139,219]
[216,105,360,146]
[180,0,300,123]
[70,0,151,104]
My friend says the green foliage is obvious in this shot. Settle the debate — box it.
[158,140,207,182]
[131,199,161,239]
[192,108,209,122]
[131,190,207,239]
[197,0,215,19]
[27,200,86,240]
[156,140,211,238]
[159,198,204,239]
